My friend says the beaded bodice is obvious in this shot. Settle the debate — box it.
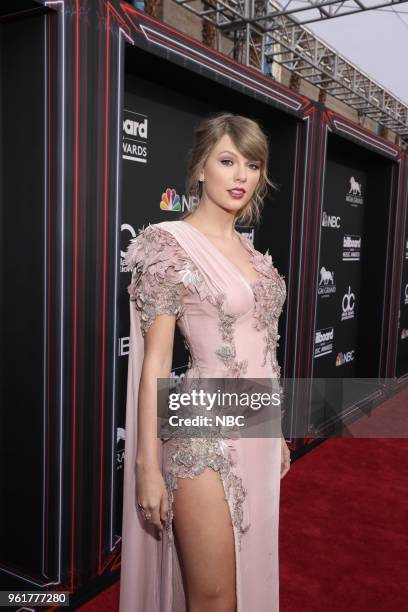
[125,222,286,381]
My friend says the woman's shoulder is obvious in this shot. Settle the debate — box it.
[124,222,184,271]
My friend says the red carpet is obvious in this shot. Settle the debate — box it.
[280,384,408,612]
[78,387,408,611]
[280,436,408,611]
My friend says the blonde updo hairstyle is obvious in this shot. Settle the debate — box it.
[180,112,278,226]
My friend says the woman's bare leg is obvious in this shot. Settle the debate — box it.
[172,467,237,612]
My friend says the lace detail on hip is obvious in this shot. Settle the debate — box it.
[163,437,250,552]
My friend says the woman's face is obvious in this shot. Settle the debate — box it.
[198,133,261,214]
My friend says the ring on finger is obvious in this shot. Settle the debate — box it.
[137,503,152,520]
[142,510,152,520]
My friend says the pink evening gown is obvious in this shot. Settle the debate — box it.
[119,219,286,612]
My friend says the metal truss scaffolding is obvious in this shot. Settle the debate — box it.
[171,0,408,142]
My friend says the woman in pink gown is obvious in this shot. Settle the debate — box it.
[119,113,291,612]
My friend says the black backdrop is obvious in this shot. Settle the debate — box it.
[310,133,394,429]
[1,8,47,576]
[117,64,298,532]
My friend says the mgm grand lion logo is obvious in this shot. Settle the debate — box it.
[346,176,363,205]
[319,267,334,286]
[318,266,336,296]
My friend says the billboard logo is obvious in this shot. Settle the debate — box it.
[322,211,341,228]
[346,176,363,206]
[123,117,148,138]
[160,188,181,211]
[341,286,356,321]
[342,234,361,261]
[318,266,336,297]
[236,227,255,244]
[335,350,355,366]
[123,110,148,163]
[314,327,334,358]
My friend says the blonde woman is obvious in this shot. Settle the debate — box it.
[119,112,290,612]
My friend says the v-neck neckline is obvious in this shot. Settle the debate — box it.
[179,220,259,289]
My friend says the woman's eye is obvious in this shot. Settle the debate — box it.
[220,159,260,170]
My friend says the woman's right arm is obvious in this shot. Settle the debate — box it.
[135,313,177,533]
[124,225,187,532]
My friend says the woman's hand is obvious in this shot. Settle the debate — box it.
[280,435,291,479]
[136,462,169,534]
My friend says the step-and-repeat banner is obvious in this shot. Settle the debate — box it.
[314,159,367,379]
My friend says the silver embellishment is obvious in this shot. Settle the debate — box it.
[247,242,287,415]
[179,266,202,287]
[134,282,185,337]
[212,292,248,378]
[126,226,205,337]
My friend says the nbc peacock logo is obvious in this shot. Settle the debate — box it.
[160,188,181,211]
